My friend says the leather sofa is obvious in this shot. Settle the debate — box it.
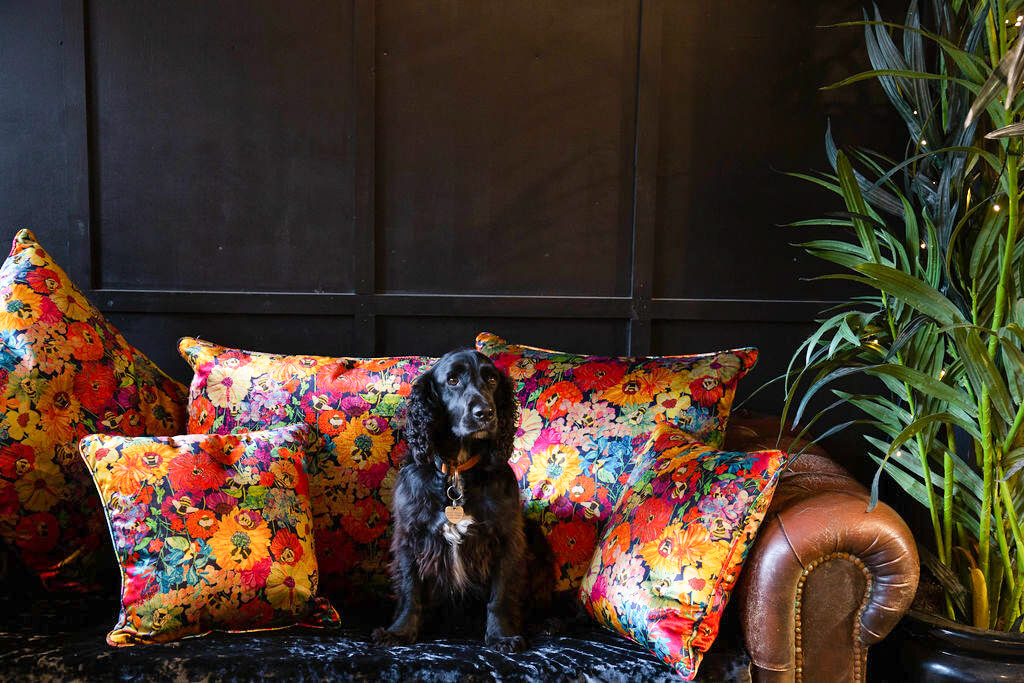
[0,411,919,682]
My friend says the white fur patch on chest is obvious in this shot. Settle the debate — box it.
[443,514,475,589]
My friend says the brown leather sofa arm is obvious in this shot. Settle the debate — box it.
[725,413,920,682]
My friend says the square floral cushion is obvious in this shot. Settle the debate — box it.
[178,337,434,604]
[579,423,787,679]
[475,333,758,593]
[0,229,187,591]
[79,422,340,645]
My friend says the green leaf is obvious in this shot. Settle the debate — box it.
[864,364,977,417]
[855,263,966,325]
[952,328,1015,424]
[836,152,883,264]
[166,536,190,552]
[886,411,981,457]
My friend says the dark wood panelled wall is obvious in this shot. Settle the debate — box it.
[0,0,906,411]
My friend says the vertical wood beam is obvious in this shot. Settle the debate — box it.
[61,0,94,290]
[628,0,663,355]
[352,0,377,355]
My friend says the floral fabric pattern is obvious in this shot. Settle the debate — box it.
[178,337,435,604]
[0,229,187,591]
[79,423,340,645]
[579,423,787,680]
[475,333,758,593]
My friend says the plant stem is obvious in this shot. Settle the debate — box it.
[945,424,956,564]
[980,397,996,583]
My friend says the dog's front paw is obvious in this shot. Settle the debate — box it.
[486,634,526,653]
[372,627,418,647]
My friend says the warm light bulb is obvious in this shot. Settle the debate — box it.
[921,139,928,146]
[994,204,1002,212]
[895,450,904,458]
[940,368,947,378]
[913,110,919,115]
[920,241,927,249]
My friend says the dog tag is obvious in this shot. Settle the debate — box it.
[445,505,465,523]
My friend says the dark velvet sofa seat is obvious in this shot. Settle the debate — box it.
[0,413,919,682]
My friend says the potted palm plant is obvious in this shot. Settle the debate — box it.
[783,0,1024,677]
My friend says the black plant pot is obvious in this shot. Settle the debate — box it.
[869,609,1024,682]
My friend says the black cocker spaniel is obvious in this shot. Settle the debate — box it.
[372,349,529,652]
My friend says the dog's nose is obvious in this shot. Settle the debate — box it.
[473,405,495,421]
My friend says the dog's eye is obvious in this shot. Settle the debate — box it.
[447,377,459,386]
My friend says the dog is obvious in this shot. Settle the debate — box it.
[372,349,527,653]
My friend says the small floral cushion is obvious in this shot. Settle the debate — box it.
[0,229,187,591]
[475,332,757,593]
[79,422,340,645]
[178,337,434,604]
[579,423,787,680]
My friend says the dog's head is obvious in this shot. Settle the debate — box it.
[405,349,517,465]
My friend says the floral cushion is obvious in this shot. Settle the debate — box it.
[79,422,340,645]
[475,333,757,593]
[579,423,787,679]
[0,229,187,591]
[178,337,434,604]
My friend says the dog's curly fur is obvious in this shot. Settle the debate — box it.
[372,349,527,653]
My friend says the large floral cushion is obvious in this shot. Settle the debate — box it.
[579,423,787,679]
[0,229,187,591]
[475,332,757,593]
[79,422,340,645]
[178,337,434,604]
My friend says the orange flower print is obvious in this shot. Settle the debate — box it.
[526,445,582,498]
[689,375,724,408]
[548,520,598,574]
[0,285,43,330]
[572,361,626,391]
[339,498,389,543]
[317,410,348,436]
[567,476,596,504]
[73,362,118,414]
[208,514,271,571]
[25,267,61,295]
[536,382,583,420]
[0,442,35,479]
[188,396,216,433]
[602,521,631,565]
[507,356,537,380]
[66,321,105,361]
[270,529,304,566]
[316,363,369,394]
[334,416,393,469]
[186,510,218,539]
[600,367,672,407]
[632,497,673,543]
[167,451,227,492]
[36,370,82,443]
[105,450,150,495]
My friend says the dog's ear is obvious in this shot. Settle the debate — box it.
[406,371,444,464]
[492,368,519,463]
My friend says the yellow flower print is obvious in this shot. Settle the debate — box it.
[514,408,543,453]
[36,370,82,443]
[0,285,43,330]
[46,273,92,321]
[333,416,393,469]
[526,445,582,498]
[640,523,726,577]
[507,357,536,380]
[265,563,311,613]
[600,367,673,407]
[208,514,271,571]
[14,459,64,512]
[3,406,40,443]
[205,364,253,409]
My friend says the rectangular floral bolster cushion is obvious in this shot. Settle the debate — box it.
[0,229,187,591]
[580,423,788,679]
[475,332,758,594]
[79,422,340,645]
[178,337,435,604]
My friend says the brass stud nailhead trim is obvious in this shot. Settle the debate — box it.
[793,552,873,683]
